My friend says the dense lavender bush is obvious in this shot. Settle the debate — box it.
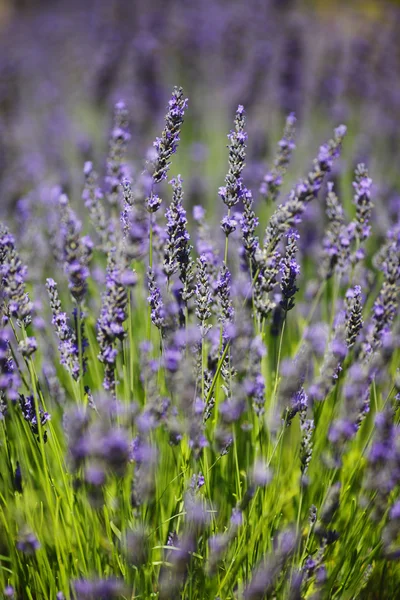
[0,81,399,599]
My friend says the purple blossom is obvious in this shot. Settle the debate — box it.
[82,161,108,247]
[219,105,247,208]
[59,194,92,304]
[16,531,40,554]
[105,101,131,207]
[149,86,188,187]
[345,285,363,348]
[262,125,347,260]
[19,394,50,440]
[0,223,33,325]
[260,112,296,202]
[280,229,300,312]
[46,278,83,380]
[72,578,126,600]
[147,267,166,333]
[0,328,21,408]
[352,163,373,243]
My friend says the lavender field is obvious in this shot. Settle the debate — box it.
[0,1,399,599]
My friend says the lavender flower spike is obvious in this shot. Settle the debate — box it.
[364,241,399,356]
[352,163,373,243]
[163,176,193,283]
[82,161,108,247]
[195,255,212,337]
[97,248,129,392]
[260,112,296,202]
[241,188,260,266]
[319,182,346,280]
[345,285,363,349]
[262,125,347,260]
[147,268,166,334]
[0,223,33,326]
[46,278,82,380]
[219,104,247,208]
[59,194,92,304]
[105,101,131,207]
[280,229,300,313]
[149,87,188,186]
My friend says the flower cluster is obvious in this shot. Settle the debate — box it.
[260,112,296,202]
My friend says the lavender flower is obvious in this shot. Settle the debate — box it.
[16,531,40,554]
[82,161,108,247]
[19,394,50,440]
[46,278,82,380]
[260,112,296,202]
[72,578,126,599]
[18,337,37,357]
[352,163,373,243]
[280,229,300,313]
[97,249,129,392]
[319,182,346,280]
[216,264,234,329]
[195,255,212,336]
[147,267,166,333]
[219,104,247,208]
[241,188,260,265]
[220,215,238,236]
[3,586,14,598]
[253,251,280,319]
[368,243,399,354]
[151,87,187,184]
[163,176,194,301]
[0,223,33,325]
[59,194,92,304]
[105,101,131,207]
[244,529,296,599]
[244,336,266,415]
[345,285,363,348]
[0,328,21,407]
[309,326,347,403]
[262,125,347,259]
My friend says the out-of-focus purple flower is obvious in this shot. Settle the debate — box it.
[364,240,399,358]
[82,161,108,247]
[193,205,205,222]
[18,336,37,357]
[309,326,347,403]
[352,163,373,243]
[105,101,131,207]
[320,182,347,280]
[260,113,296,202]
[0,328,21,407]
[16,531,40,554]
[243,529,296,599]
[72,577,126,600]
[195,255,212,336]
[59,194,92,304]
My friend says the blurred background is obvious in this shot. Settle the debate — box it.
[0,0,399,243]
